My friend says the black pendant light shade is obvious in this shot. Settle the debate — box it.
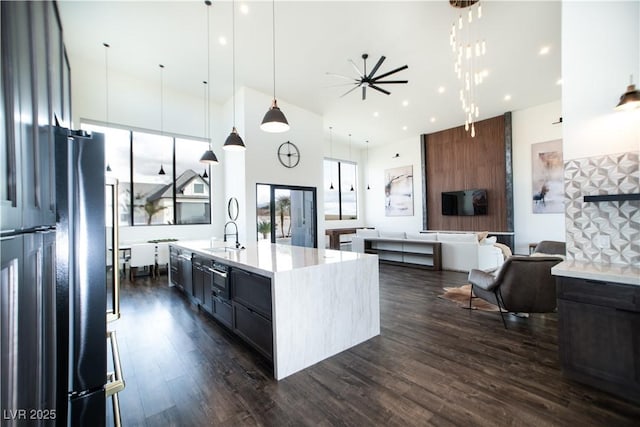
[158,164,166,175]
[202,168,209,179]
[200,148,219,164]
[223,126,246,151]
[350,184,354,192]
[329,182,334,190]
[615,83,640,111]
[106,163,112,172]
[261,99,289,132]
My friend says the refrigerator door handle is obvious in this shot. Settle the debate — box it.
[106,178,121,323]
[105,330,125,425]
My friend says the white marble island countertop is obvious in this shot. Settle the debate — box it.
[552,260,640,286]
[172,239,375,278]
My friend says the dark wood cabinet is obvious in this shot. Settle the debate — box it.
[169,247,181,288]
[557,276,640,403]
[231,269,272,319]
[180,254,193,297]
[192,256,205,304]
[231,269,273,360]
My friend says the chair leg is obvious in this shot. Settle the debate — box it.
[469,284,474,309]
[494,289,507,329]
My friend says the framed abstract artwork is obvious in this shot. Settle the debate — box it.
[385,165,414,216]
[531,139,564,214]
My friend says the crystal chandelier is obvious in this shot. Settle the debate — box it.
[449,0,486,138]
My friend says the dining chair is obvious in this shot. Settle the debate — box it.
[155,243,170,277]
[128,243,156,281]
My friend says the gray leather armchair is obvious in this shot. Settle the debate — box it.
[468,244,565,328]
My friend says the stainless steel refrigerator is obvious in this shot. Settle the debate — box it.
[53,126,111,425]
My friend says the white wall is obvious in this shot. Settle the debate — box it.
[236,87,325,246]
[562,1,640,161]
[511,100,565,254]
[363,136,423,233]
[70,59,224,243]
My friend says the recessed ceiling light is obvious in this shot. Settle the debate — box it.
[218,36,227,46]
[556,78,563,85]
[373,112,379,117]
[437,86,445,94]
[239,4,249,14]
[430,117,436,123]
[402,100,409,107]
[539,46,550,55]
[504,94,512,101]
[402,126,408,131]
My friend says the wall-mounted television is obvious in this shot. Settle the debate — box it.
[442,189,488,216]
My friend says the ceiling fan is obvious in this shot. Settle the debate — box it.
[327,53,409,100]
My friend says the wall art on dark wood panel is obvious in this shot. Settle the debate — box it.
[385,165,414,216]
[531,139,564,214]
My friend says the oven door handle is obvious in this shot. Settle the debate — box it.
[208,267,228,279]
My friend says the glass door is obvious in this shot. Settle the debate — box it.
[256,184,317,248]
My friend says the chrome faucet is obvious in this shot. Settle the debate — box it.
[223,221,240,248]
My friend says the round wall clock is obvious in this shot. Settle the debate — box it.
[277,141,300,168]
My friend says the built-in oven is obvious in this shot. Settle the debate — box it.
[208,262,233,328]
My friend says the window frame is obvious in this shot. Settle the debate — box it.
[324,157,358,221]
[81,119,212,227]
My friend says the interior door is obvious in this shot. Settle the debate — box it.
[257,184,317,248]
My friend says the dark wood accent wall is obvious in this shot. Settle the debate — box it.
[422,114,512,232]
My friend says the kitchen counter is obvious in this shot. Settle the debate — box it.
[552,260,640,286]
[171,240,380,380]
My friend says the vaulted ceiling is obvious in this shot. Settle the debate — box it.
[58,1,561,146]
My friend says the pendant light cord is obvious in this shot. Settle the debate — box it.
[159,64,164,135]
[232,0,236,126]
[272,0,276,100]
[206,0,211,147]
[103,43,110,126]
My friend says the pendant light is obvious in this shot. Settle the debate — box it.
[200,0,219,164]
[349,133,354,192]
[103,42,112,173]
[615,75,640,111]
[365,140,370,190]
[223,0,246,151]
[202,169,209,179]
[260,0,289,132]
[329,126,334,190]
[158,64,167,175]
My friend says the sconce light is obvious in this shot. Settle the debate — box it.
[615,75,640,111]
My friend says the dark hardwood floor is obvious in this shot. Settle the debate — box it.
[107,264,640,426]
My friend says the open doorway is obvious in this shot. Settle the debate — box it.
[256,184,317,248]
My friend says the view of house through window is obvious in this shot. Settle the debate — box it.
[324,159,358,220]
[81,122,211,226]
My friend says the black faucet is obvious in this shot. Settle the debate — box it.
[223,221,240,248]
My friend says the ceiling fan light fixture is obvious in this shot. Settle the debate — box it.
[223,127,246,151]
[261,99,289,132]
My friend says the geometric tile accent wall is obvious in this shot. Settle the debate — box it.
[564,151,639,266]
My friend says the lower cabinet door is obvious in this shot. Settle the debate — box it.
[232,302,273,360]
[212,296,232,329]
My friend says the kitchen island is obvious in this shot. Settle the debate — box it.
[169,240,380,380]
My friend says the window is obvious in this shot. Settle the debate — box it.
[324,159,357,220]
[81,122,211,226]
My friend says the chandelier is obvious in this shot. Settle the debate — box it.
[449,0,486,138]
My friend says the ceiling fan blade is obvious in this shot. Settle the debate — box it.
[339,84,361,98]
[348,59,364,78]
[367,56,386,79]
[326,72,359,81]
[372,64,408,81]
[372,80,409,84]
[324,82,360,88]
[368,84,391,96]
[362,85,366,100]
